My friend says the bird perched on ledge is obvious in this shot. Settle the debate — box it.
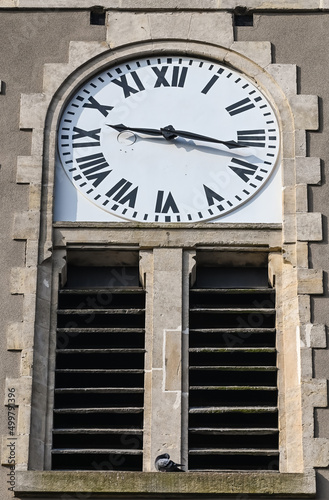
[155,453,185,472]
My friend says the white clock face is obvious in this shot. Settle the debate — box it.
[57,55,280,223]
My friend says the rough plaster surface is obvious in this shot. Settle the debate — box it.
[236,15,329,494]
[0,10,105,500]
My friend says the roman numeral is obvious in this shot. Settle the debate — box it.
[152,66,188,88]
[76,153,111,187]
[155,191,179,214]
[72,127,101,148]
[83,96,114,117]
[229,158,258,182]
[111,71,145,98]
[201,69,223,94]
[105,178,138,208]
[203,185,224,206]
[226,98,255,116]
[237,129,265,147]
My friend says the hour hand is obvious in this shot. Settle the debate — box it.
[160,125,246,149]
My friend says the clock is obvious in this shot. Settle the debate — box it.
[57,55,280,223]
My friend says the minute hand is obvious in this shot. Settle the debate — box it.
[160,125,246,149]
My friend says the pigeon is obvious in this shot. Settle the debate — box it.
[155,453,185,472]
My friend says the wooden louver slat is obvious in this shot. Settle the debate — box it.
[52,282,145,471]
[188,280,279,472]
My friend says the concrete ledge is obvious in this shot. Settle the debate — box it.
[52,223,283,250]
[15,471,316,497]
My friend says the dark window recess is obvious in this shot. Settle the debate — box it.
[90,10,106,25]
[52,266,145,471]
[234,14,253,26]
[188,267,279,472]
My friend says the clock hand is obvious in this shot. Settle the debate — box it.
[160,125,246,149]
[107,123,164,137]
[108,124,248,149]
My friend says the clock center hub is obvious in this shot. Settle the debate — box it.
[117,131,137,146]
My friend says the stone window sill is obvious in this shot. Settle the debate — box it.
[15,471,316,497]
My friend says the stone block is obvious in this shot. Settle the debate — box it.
[297,269,323,295]
[295,184,308,212]
[267,64,297,97]
[304,379,328,406]
[231,41,272,68]
[282,186,295,215]
[299,348,313,379]
[298,295,311,325]
[296,241,309,268]
[296,157,321,185]
[69,41,109,67]
[7,322,24,351]
[0,0,15,6]
[282,214,296,243]
[2,0,324,7]
[13,212,40,241]
[14,470,317,496]
[282,242,308,268]
[22,293,37,325]
[16,156,42,185]
[295,129,307,157]
[304,438,329,468]
[281,131,295,160]
[164,328,181,391]
[150,13,193,41]
[296,212,322,241]
[20,93,48,130]
[282,158,295,187]
[10,267,37,295]
[28,183,42,211]
[5,377,32,407]
[300,323,327,348]
[20,349,34,377]
[282,244,296,267]
[17,405,32,436]
[31,128,45,156]
[107,12,151,48]
[1,434,30,468]
[7,321,34,351]
[189,12,233,47]
[150,368,181,463]
[107,12,233,49]
[289,95,319,131]
[26,240,39,268]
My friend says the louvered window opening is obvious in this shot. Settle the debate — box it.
[52,266,145,471]
[188,267,279,471]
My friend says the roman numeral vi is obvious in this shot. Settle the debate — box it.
[155,191,179,213]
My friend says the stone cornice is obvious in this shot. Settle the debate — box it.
[1,0,329,10]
